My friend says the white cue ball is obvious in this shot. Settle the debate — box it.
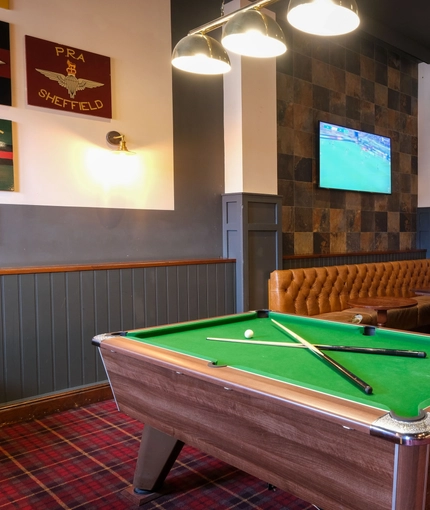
[244,329,254,339]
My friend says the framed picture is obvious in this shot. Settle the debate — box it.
[25,35,112,118]
[0,118,14,191]
[0,21,11,106]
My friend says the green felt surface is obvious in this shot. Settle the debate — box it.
[125,311,430,418]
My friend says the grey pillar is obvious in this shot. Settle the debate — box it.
[222,192,282,312]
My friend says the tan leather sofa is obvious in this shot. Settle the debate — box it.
[268,259,430,330]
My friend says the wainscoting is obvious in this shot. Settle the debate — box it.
[0,260,236,407]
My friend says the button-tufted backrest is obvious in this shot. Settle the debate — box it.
[268,259,430,316]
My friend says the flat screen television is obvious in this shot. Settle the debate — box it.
[318,121,392,194]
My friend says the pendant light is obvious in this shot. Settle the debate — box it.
[171,0,360,75]
[222,10,287,58]
[172,34,231,75]
[287,0,360,36]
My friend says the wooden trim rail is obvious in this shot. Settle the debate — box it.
[0,258,236,276]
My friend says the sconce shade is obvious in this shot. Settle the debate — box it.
[222,10,287,58]
[172,34,231,74]
[287,0,360,36]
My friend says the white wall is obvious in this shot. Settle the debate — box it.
[223,0,278,195]
[0,0,174,210]
[418,62,430,207]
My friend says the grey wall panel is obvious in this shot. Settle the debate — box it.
[176,266,189,323]
[249,231,279,310]
[155,267,168,326]
[222,193,282,312]
[206,264,219,319]
[107,270,122,333]
[187,265,198,322]
[2,275,21,401]
[0,260,236,406]
[20,274,38,398]
[81,271,98,386]
[131,268,144,328]
[166,266,179,325]
[196,264,209,319]
[143,267,157,328]
[225,263,236,314]
[35,274,54,395]
[94,270,109,337]
[51,273,68,391]
[118,269,134,331]
[65,272,83,389]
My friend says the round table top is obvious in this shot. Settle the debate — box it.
[348,296,417,310]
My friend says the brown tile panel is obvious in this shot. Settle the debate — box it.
[276,28,417,256]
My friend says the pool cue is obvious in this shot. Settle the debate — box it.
[206,337,426,357]
[271,319,373,394]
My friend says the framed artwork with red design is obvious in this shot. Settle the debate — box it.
[25,35,112,119]
[0,118,13,191]
[0,21,11,106]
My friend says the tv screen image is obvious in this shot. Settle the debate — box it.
[318,122,392,194]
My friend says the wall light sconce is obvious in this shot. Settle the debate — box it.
[172,0,360,75]
[106,131,135,155]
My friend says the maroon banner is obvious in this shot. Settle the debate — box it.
[0,21,11,106]
[25,35,112,118]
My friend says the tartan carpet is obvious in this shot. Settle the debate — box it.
[0,400,316,509]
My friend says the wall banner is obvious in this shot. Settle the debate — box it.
[0,21,11,106]
[25,35,112,119]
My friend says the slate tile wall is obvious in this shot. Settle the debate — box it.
[276,25,418,257]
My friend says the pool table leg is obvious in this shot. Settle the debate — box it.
[133,424,184,491]
[393,444,429,509]
[122,424,184,505]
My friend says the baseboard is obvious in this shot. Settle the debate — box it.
[0,383,113,426]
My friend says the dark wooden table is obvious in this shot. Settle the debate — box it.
[347,296,417,327]
[411,288,430,296]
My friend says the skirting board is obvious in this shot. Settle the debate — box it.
[0,383,113,426]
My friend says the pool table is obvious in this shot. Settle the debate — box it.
[93,310,430,510]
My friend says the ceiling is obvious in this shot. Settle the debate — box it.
[357,0,430,63]
[268,0,430,63]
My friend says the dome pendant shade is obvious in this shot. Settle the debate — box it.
[222,10,287,58]
[287,0,360,36]
[172,34,231,74]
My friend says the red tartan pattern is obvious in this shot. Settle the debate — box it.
[0,400,314,509]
